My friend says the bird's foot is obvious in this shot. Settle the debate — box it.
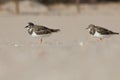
[40,39,43,44]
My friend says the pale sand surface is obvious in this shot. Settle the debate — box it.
[0,15,120,80]
[0,2,120,80]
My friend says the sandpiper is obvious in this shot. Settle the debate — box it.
[25,22,60,43]
[86,24,119,41]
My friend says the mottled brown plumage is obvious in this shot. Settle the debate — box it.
[25,22,60,43]
[86,24,119,41]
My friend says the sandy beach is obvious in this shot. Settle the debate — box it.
[0,1,120,80]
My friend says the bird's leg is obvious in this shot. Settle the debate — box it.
[100,38,103,41]
[40,38,43,44]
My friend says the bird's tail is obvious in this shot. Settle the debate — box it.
[113,32,119,35]
[51,29,60,32]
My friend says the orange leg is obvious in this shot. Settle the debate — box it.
[100,38,103,41]
[40,38,43,44]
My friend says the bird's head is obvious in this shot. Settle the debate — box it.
[25,22,35,30]
[86,24,95,31]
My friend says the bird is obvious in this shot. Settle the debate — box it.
[25,22,60,43]
[86,24,119,41]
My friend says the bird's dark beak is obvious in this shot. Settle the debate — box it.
[25,26,28,28]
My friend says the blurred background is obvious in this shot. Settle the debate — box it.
[0,0,120,15]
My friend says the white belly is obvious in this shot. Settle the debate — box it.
[94,31,103,38]
[94,31,111,38]
[31,32,51,38]
[31,32,38,37]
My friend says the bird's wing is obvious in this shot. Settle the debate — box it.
[95,26,114,35]
[34,25,52,34]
